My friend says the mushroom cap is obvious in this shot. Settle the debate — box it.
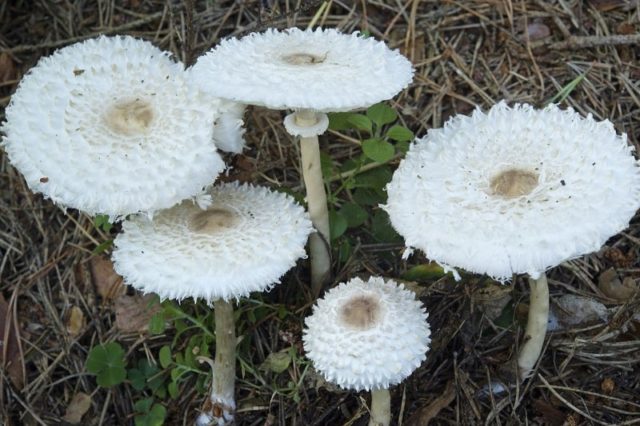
[384,102,640,280]
[212,100,247,154]
[191,27,414,112]
[1,35,224,217]
[112,182,313,301]
[303,277,430,391]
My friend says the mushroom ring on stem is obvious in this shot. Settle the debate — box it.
[384,101,640,380]
[303,276,431,426]
[191,27,414,295]
[112,182,313,425]
[2,35,225,218]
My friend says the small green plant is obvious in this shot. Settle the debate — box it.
[127,357,170,425]
[94,214,113,233]
[86,342,179,426]
[86,342,127,387]
[157,301,214,395]
[128,359,167,397]
[92,214,114,254]
[326,102,413,262]
[133,398,167,426]
[545,67,589,105]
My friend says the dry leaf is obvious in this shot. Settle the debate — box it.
[598,269,638,301]
[62,392,92,424]
[90,256,125,300]
[115,294,161,333]
[601,377,615,395]
[405,381,455,426]
[65,306,85,337]
[0,294,25,389]
[0,53,16,84]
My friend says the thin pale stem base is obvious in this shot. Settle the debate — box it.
[296,110,331,296]
[369,389,391,426]
[196,299,236,425]
[517,273,549,380]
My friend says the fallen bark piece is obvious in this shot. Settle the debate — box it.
[62,392,92,424]
[90,256,125,301]
[598,268,638,301]
[115,294,161,334]
[66,305,85,337]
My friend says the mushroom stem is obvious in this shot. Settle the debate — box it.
[369,388,391,426]
[295,109,331,296]
[517,273,549,380]
[196,298,236,426]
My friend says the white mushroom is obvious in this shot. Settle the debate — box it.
[191,27,414,295]
[384,101,640,379]
[2,35,225,217]
[303,276,431,426]
[112,182,313,424]
[212,100,247,154]
[191,28,413,112]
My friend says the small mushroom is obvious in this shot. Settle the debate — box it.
[191,27,414,295]
[112,182,313,425]
[1,35,225,217]
[303,277,431,426]
[384,102,640,380]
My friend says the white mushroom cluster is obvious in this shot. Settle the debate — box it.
[384,102,640,281]
[191,27,414,295]
[2,35,225,217]
[112,182,313,301]
[303,276,431,391]
[191,27,414,112]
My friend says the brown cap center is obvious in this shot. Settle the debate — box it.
[490,168,539,198]
[281,53,325,65]
[188,208,238,234]
[339,295,381,330]
[104,99,154,135]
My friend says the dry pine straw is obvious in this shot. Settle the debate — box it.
[1,1,640,425]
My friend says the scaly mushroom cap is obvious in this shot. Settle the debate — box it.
[112,182,313,301]
[303,277,430,391]
[384,102,640,280]
[1,35,224,217]
[191,27,414,112]
[212,100,247,154]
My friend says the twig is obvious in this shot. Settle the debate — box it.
[535,34,640,50]
[184,0,195,66]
